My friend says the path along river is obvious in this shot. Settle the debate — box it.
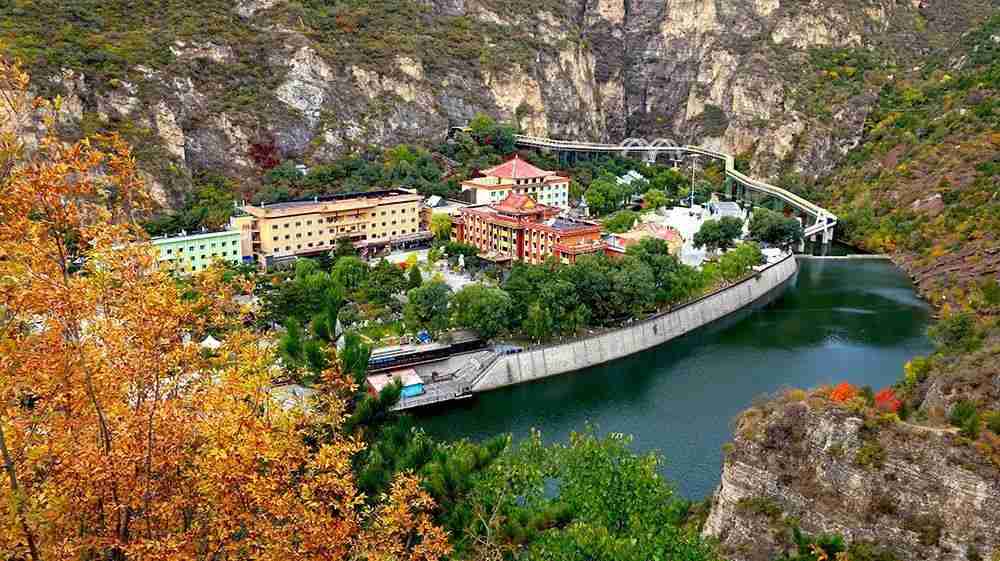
[418,257,934,499]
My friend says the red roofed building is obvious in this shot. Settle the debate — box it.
[605,222,685,257]
[460,155,570,209]
[452,193,603,264]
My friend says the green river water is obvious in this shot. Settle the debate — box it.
[419,258,934,499]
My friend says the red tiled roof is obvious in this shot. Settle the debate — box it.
[481,155,551,180]
[495,193,540,213]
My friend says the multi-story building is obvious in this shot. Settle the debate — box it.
[232,189,428,268]
[460,155,570,209]
[452,193,603,265]
[151,230,245,274]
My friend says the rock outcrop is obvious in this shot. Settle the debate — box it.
[11,0,992,206]
[704,382,1000,561]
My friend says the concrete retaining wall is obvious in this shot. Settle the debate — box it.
[472,253,799,392]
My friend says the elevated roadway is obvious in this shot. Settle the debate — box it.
[449,128,837,243]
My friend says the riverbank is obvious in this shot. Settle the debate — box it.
[419,258,934,498]
[471,253,799,392]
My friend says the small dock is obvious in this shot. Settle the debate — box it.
[392,350,500,411]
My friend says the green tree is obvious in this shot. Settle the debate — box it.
[407,264,423,289]
[404,280,453,336]
[459,429,721,561]
[310,285,346,342]
[332,255,370,293]
[451,284,513,339]
[748,207,804,247]
[604,210,639,233]
[610,256,657,317]
[648,167,687,196]
[584,174,627,216]
[523,301,554,342]
[142,171,239,236]
[468,113,517,155]
[430,213,452,240]
[366,259,407,305]
[339,331,372,385]
[644,189,669,209]
[278,318,305,368]
[693,216,743,253]
[333,236,357,259]
[561,255,616,323]
[713,242,763,282]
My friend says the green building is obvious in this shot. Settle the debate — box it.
[151,230,245,274]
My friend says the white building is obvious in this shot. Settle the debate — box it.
[460,155,570,209]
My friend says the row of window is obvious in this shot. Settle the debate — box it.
[162,239,238,255]
[269,218,418,242]
[270,228,419,256]
[267,207,418,230]
[162,250,239,264]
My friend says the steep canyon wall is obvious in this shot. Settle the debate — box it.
[8,0,993,205]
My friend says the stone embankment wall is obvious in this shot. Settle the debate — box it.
[472,253,798,392]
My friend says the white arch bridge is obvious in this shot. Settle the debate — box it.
[448,128,836,244]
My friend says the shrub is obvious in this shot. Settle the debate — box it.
[928,312,981,351]
[903,356,931,388]
[961,411,982,440]
[830,382,859,403]
[736,496,783,521]
[856,441,887,468]
[847,541,901,561]
[950,400,979,427]
[987,411,1000,435]
[874,388,902,413]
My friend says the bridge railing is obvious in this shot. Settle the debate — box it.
[509,134,836,230]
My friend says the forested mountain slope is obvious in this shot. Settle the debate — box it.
[3,0,995,206]
[703,15,1000,561]
[815,13,999,307]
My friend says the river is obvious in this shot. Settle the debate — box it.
[418,258,934,499]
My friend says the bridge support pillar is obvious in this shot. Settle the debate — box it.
[822,225,834,245]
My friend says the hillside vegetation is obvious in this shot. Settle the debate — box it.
[817,14,1000,307]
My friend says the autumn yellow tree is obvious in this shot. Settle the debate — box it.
[0,57,449,560]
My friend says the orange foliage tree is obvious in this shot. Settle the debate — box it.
[0,57,449,560]
[874,388,902,413]
[829,383,859,403]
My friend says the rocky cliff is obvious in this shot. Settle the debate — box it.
[4,0,994,206]
[704,344,1000,561]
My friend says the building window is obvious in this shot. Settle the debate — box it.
[273,236,278,241]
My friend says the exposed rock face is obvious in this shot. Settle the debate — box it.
[19,0,991,205]
[704,394,1000,561]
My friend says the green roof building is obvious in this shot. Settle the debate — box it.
[151,230,245,274]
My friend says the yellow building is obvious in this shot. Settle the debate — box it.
[233,189,427,268]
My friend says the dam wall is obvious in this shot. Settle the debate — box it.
[471,253,799,392]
